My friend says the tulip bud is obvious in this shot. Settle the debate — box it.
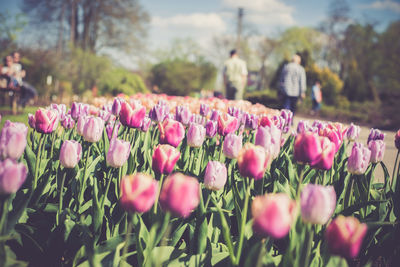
[60,140,82,168]
[252,193,297,239]
[223,133,242,159]
[71,102,82,120]
[187,123,206,147]
[61,115,75,130]
[152,144,180,175]
[367,128,385,144]
[119,101,146,128]
[200,103,210,117]
[347,142,371,175]
[106,121,120,141]
[313,137,336,170]
[175,106,191,125]
[34,108,59,134]
[238,143,270,180]
[0,159,27,195]
[297,120,310,134]
[218,113,238,136]
[255,125,281,159]
[149,103,169,122]
[83,116,104,143]
[368,140,385,163]
[159,119,185,147]
[346,123,360,141]
[325,215,367,259]
[107,138,131,168]
[294,132,323,166]
[76,115,87,136]
[0,121,28,160]
[301,184,336,224]
[395,130,400,150]
[140,116,152,132]
[160,173,200,218]
[280,109,293,133]
[210,109,220,121]
[204,161,227,191]
[112,98,122,116]
[205,120,217,138]
[28,113,36,129]
[244,113,258,130]
[120,173,158,213]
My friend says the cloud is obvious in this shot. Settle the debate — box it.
[222,0,296,26]
[362,0,400,13]
[151,13,227,32]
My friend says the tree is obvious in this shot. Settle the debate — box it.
[21,0,149,53]
[0,12,26,58]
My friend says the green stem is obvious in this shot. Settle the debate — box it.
[33,134,45,190]
[256,238,268,267]
[235,179,251,266]
[296,167,305,200]
[0,197,10,235]
[100,168,113,210]
[211,196,236,264]
[50,131,56,158]
[153,174,164,214]
[301,224,313,267]
[78,144,91,211]
[219,136,225,161]
[391,150,399,190]
[58,169,67,225]
[120,215,134,267]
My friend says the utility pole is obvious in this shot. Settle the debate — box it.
[236,7,244,53]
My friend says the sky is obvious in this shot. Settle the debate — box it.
[1,0,400,68]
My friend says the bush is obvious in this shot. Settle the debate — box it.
[244,89,281,109]
[98,68,148,96]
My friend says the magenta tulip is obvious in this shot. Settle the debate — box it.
[204,161,227,191]
[34,108,59,134]
[83,116,104,143]
[252,193,297,239]
[119,101,146,128]
[28,113,36,129]
[325,215,367,259]
[313,137,336,170]
[0,121,28,160]
[120,173,158,213]
[0,159,27,195]
[160,173,200,218]
[111,98,122,116]
[152,144,180,175]
[218,113,238,136]
[301,184,336,224]
[205,120,217,138]
[238,143,270,180]
[107,138,131,168]
[159,119,185,148]
[60,140,82,168]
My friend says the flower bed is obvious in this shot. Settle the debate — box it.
[0,94,399,266]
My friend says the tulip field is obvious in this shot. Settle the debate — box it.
[0,93,400,267]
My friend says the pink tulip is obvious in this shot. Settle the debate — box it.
[325,215,367,259]
[107,138,131,168]
[238,143,270,180]
[252,193,297,239]
[160,173,200,218]
[60,140,82,168]
[111,98,122,116]
[159,119,185,147]
[0,159,27,195]
[218,113,238,136]
[255,125,281,159]
[120,173,158,213]
[152,144,180,174]
[223,133,242,159]
[301,184,336,224]
[204,161,227,191]
[346,123,360,141]
[187,123,206,147]
[28,113,36,129]
[34,108,59,134]
[0,121,28,160]
[76,115,87,136]
[119,101,146,128]
[347,142,371,175]
[83,116,104,143]
[368,140,385,163]
[313,137,336,170]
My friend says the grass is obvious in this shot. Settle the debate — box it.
[0,106,38,129]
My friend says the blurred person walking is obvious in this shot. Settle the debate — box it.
[311,80,322,115]
[12,51,38,107]
[223,49,248,100]
[280,54,306,114]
